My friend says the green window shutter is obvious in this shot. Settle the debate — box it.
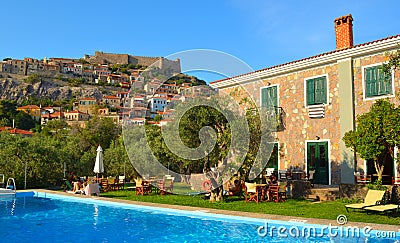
[365,67,372,97]
[306,79,315,105]
[261,86,278,108]
[314,77,327,104]
[269,86,278,107]
[365,66,392,97]
[377,67,392,95]
[261,87,268,107]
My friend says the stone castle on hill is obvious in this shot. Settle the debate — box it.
[84,51,181,71]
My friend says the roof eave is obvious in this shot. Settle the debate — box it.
[210,35,400,89]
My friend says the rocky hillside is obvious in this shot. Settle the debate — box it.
[0,74,117,104]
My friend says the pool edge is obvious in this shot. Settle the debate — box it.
[28,189,400,233]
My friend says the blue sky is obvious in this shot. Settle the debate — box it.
[1,0,399,82]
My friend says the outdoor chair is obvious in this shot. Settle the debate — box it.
[134,178,152,196]
[344,189,386,212]
[268,184,287,202]
[64,179,74,191]
[308,170,315,188]
[278,170,287,181]
[100,179,110,192]
[245,182,260,203]
[265,168,275,177]
[363,203,400,216]
[157,178,173,195]
[117,175,125,190]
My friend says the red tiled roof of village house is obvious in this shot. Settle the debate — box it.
[41,111,64,118]
[0,127,34,135]
[210,34,400,85]
[79,97,96,101]
[17,105,41,110]
[103,95,119,99]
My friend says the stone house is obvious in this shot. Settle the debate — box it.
[77,98,97,115]
[64,110,90,121]
[16,105,41,121]
[41,111,64,125]
[210,15,400,185]
[102,95,121,108]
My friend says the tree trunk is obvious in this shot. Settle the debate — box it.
[209,185,224,202]
[374,158,384,181]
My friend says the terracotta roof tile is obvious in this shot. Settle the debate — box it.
[0,127,34,135]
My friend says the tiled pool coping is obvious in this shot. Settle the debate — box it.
[20,189,400,232]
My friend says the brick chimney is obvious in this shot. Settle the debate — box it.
[334,14,354,50]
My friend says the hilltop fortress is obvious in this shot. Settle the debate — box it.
[84,51,181,71]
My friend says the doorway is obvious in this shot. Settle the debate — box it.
[307,141,329,185]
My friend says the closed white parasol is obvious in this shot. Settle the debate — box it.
[93,145,104,177]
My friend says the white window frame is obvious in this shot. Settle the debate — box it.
[362,62,395,101]
[303,74,329,108]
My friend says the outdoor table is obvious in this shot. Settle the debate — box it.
[84,183,100,196]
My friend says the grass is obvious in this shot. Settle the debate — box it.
[101,189,400,226]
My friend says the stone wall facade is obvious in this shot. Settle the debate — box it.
[211,35,400,185]
[222,64,342,184]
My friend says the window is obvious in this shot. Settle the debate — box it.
[364,65,393,98]
[260,85,278,108]
[305,76,327,106]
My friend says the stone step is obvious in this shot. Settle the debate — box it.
[307,188,340,201]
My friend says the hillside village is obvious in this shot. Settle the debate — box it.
[0,51,214,133]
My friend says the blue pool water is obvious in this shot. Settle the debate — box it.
[0,192,398,242]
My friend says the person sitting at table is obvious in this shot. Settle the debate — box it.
[73,177,87,193]
[267,174,278,185]
[265,174,278,201]
[73,178,82,192]
[227,179,242,196]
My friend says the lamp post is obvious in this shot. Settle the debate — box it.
[24,160,27,189]
[64,161,67,179]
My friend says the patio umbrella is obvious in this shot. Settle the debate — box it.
[94,145,104,178]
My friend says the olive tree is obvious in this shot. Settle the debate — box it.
[343,99,400,180]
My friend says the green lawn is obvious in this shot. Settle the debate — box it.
[100,189,400,226]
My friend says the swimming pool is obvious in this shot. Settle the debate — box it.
[0,192,398,242]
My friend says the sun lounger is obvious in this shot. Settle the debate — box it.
[363,204,399,216]
[345,190,386,212]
